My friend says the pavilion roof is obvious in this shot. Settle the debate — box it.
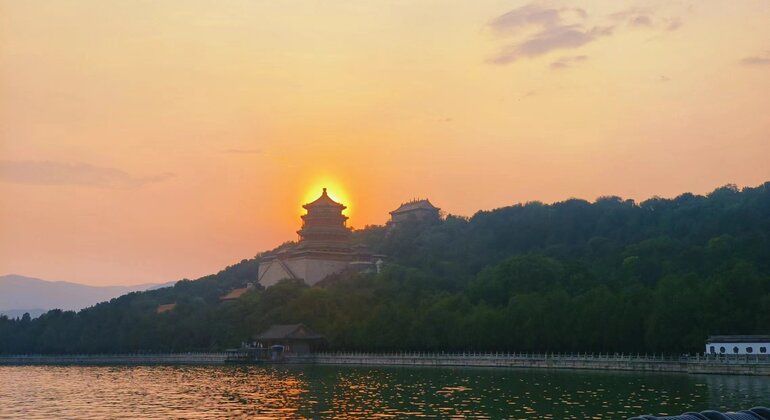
[219,287,250,301]
[303,188,345,209]
[255,323,324,340]
[156,303,176,314]
[706,335,770,343]
[390,199,439,214]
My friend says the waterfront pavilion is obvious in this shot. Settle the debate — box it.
[254,324,325,355]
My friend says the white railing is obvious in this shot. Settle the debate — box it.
[5,351,770,366]
[300,351,770,365]
[0,352,230,364]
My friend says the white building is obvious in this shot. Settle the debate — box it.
[705,335,770,355]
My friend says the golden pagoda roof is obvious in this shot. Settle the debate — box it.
[303,188,346,209]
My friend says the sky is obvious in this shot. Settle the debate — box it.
[1,0,769,286]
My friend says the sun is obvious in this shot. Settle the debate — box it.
[301,178,351,216]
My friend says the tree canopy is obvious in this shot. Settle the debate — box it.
[2,182,769,354]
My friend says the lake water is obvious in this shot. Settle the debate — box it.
[1,365,769,418]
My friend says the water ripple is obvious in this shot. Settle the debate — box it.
[1,365,769,418]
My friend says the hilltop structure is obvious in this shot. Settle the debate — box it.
[219,282,255,302]
[257,188,382,287]
[388,199,440,227]
[155,303,176,314]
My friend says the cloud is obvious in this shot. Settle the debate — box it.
[550,55,588,70]
[489,25,611,65]
[630,15,653,27]
[610,7,682,31]
[222,148,262,154]
[610,8,647,22]
[487,3,687,67]
[487,3,612,66]
[741,53,770,67]
[489,3,566,34]
[666,18,683,31]
[0,161,174,188]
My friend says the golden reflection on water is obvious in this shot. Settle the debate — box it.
[1,365,769,419]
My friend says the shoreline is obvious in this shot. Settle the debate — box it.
[0,353,229,365]
[296,353,770,376]
[3,352,770,376]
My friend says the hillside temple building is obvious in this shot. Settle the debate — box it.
[258,191,442,287]
[258,188,382,287]
[388,199,440,227]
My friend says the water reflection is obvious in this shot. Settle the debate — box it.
[1,365,768,418]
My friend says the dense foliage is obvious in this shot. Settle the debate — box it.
[2,183,770,354]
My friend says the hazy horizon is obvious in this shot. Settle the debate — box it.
[0,273,166,288]
[2,0,769,286]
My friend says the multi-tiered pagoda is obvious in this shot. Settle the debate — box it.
[295,188,352,252]
[258,189,382,287]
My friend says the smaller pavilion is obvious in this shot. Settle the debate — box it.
[254,323,325,355]
[388,199,440,227]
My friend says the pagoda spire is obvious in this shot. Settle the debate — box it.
[303,187,345,210]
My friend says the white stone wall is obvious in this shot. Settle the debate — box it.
[706,342,770,355]
[258,261,293,287]
[258,256,351,287]
[300,258,350,285]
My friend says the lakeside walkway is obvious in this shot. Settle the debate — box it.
[3,352,770,375]
[0,353,229,365]
[294,352,770,376]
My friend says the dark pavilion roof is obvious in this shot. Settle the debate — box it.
[156,303,177,314]
[219,287,250,301]
[390,199,439,215]
[303,188,346,210]
[255,323,324,340]
[706,335,770,343]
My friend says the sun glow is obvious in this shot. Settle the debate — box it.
[301,178,351,217]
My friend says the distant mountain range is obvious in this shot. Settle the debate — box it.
[0,274,174,318]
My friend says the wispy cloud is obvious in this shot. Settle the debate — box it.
[741,52,770,67]
[609,7,682,31]
[489,4,564,34]
[222,148,262,154]
[487,2,686,67]
[488,23,612,65]
[0,161,174,188]
[630,15,653,27]
[550,54,588,70]
[665,17,683,31]
[487,3,612,65]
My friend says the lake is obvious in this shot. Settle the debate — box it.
[1,365,769,418]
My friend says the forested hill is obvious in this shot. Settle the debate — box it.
[2,183,769,354]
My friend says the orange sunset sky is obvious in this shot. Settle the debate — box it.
[1,1,769,286]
